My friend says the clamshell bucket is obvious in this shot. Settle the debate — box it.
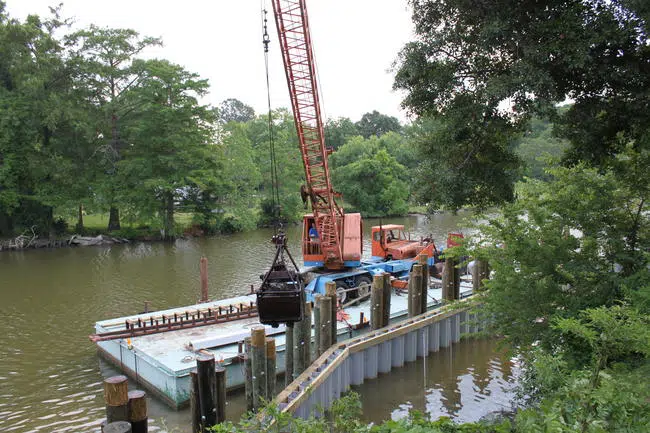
[256,233,305,328]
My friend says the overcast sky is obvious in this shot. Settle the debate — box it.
[6,0,415,122]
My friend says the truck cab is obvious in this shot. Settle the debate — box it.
[371,224,425,260]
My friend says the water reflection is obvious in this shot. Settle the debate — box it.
[356,338,519,423]
[0,213,480,432]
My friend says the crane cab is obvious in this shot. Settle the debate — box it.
[371,224,425,260]
[302,213,363,269]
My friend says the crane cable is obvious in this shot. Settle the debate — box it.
[261,4,281,231]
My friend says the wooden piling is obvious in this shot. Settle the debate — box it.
[104,375,129,424]
[418,254,429,314]
[319,295,333,353]
[382,272,391,327]
[215,365,226,424]
[196,354,217,428]
[370,275,384,330]
[190,371,200,433]
[127,390,147,433]
[265,338,277,399]
[408,265,423,317]
[442,258,458,301]
[199,256,209,303]
[251,326,267,410]
[284,326,293,385]
[325,281,337,343]
[104,421,132,433]
[301,302,312,367]
[472,259,489,292]
[243,337,253,411]
[313,295,322,356]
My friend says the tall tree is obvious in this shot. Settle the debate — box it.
[118,59,219,240]
[67,25,161,231]
[395,0,650,177]
[324,117,358,149]
[354,110,401,138]
[219,98,255,123]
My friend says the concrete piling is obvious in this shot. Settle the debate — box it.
[104,375,129,424]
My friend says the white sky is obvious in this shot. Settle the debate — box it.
[6,0,415,122]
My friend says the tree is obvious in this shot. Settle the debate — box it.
[324,117,358,149]
[219,98,255,123]
[394,0,650,204]
[118,59,219,240]
[67,25,161,231]
[514,115,569,180]
[354,110,401,139]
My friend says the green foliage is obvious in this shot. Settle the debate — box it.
[324,117,359,150]
[514,116,569,180]
[331,136,410,217]
[219,98,255,123]
[354,111,402,139]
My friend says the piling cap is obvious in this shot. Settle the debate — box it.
[265,338,276,359]
[251,325,266,347]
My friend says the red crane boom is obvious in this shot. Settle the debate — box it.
[271,0,349,269]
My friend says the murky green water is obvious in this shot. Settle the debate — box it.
[0,212,513,432]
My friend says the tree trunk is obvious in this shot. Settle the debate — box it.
[163,192,175,241]
[108,206,121,231]
[75,204,84,234]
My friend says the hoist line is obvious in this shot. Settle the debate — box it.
[261,2,281,231]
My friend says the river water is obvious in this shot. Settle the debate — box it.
[0,212,517,432]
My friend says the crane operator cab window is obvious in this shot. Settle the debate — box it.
[306,220,320,254]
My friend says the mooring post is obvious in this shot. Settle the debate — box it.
[243,337,253,411]
[199,256,209,303]
[143,301,150,314]
[313,295,322,356]
[250,326,267,410]
[284,326,293,385]
[382,272,391,327]
[292,316,303,379]
[265,338,277,399]
[127,390,147,433]
[190,371,200,433]
[370,274,384,330]
[442,258,458,301]
[409,265,423,318]
[104,421,132,433]
[453,259,461,300]
[319,295,333,353]
[301,302,312,367]
[215,365,226,423]
[104,375,129,424]
[472,259,489,292]
[325,281,337,343]
[196,354,217,428]
[418,254,429,313]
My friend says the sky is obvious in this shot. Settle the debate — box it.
[6,0,416,122]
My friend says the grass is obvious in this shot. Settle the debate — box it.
[66,212,195,236]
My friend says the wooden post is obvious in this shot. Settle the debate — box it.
[409,265,423,317]
[104,375,129,424]
[127,390,147,433]
[190,371,200,433]
[104,421,132,433]
[318,295,333,353]
[325,282,337,343]
[243,337,253,411]
[143,301,150,314]
[472,259,489,292]
[301,302,312,367]
[453,258,461,300]
[313,295,322,356]
[265,338,277,399]
[418,254,429,313]
[215,365,226,423]
[251,326,267,410]
[284,326,293,385]
[382,272,391,327]
[199,256,208,303]
[292,316,303,379]
[442,259,456,301]
[370,275,384,330]
[196,354,217,428]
